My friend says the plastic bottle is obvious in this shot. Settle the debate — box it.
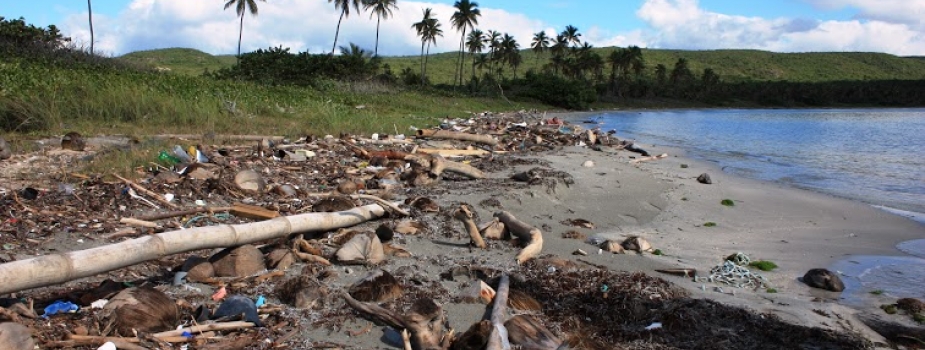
[158,151,181,165]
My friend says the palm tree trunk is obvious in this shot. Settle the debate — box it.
[332,10,345,55]
[374,16,381,57]
[456,29,467,86]
[87,0,94,55]
[424,43,432,84]
[237,13,245,58]
[420,42,426,85]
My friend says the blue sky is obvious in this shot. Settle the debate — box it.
[2,0,923,56]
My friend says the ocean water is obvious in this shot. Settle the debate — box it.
[591,108,925,300]
[591,108,925,215]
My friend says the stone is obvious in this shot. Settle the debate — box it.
[234,170,265,193]
[0,136,11,160]
[181,255,215,282]
[697,173,713,184]
[61,131,86,151]
[802,268,845,292]
[582,160,595,168]
[0,322,35,350]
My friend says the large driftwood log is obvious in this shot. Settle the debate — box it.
[344,293,453,350]
[416,129,498,147]
[405,154,485,179]
[494,211,543,264]
[0,204,388,294]
[149,134,285,142]
[454,205,487,249]
[485,274,511,350]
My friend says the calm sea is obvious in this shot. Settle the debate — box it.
[591,108,925,217]
[590,108,925,301]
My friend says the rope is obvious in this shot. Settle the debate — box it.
[184,213,232,228]
[695,252,768,289]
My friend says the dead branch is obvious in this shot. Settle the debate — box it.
[112,173,178,209]
[134,207,232,221]
[454,205,486,249]
[486,274,511,350]
[343,293,452,350]
[405,155,485,180]
[416,129,498,146]
[152,321,255,337]
[494,211,544,264]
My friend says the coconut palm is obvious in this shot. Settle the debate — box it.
[224,0,266,58]
[466,29,486,80]
[451,0,481,86]
[655,63,667,85]
[339,42,371,59]
[413,8,442,85]
[330,0,363,55]
[530,31,550,65]
[363,0,397,57]
[561,25,581,48]
[485,30,501,75]
[87,0,94,55]
[412,8,435,82]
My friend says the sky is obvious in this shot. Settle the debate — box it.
[2,0,924,57]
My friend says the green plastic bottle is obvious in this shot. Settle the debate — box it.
[158,150,181,165]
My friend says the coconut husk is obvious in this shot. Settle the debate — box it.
[210,245,266,277]
[337,181,358,194]
[394,220,424,235]
[233,170,265,193]
[61,131,86,151]
[335,232,385,265]
[181,255,215,282]
[600,240,625,254]
[452,320,491,350]
[100,287,179,336]
[0,322,34,350]
[312,196,356,212]
[621,236,652,253]
[266,249,296,270]
[478,218,507,240]
[508,289,542,311]
[276,276,329,309]
[348,269,403,303]
[504,315,562,349]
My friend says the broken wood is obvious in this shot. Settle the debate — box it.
[405,154,485,179]
[504,315,563,350]
[135,206,232,222]
[454,205,486,249]
[66,332,215,345]
[119,217,159,228]
[494,211,543,264]
[415,148,491,157]
[416,129,499,147]
[152,321,256,338]
[112,173,178,209]
[486,274,510,350]
[0,203,388,294]
[343,293,453,350]
[230,203,280,221]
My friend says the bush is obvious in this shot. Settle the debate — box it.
[516,72,597,110]
[210,46,379,86]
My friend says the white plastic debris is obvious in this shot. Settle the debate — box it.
[97,341,116,350]
[90,299,108,309]
[645,322,663,330]
[164,193,175,202]
[195,200,206,206]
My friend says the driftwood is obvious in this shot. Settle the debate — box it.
[344,293,453,350]
[486,274,511,350]
[119,217,159,228]
[494,211,543,264]
[113,174,179,209]
[66,332,215,345]
[134,206,232,221]
[416,129,498,147]
[405,154,485,179]
[0,203,388,294]
[504,315,563,350]
[152,321,255,337]
[454,205,487,249]
[415,148,492,157]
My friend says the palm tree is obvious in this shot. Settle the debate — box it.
[330,0,363,55]
[561,25,581,48]
[655,63,667,85]
[485,30,501,76]
[363,0,397,57]
[530,31,550,65]
[224,0,265,58]
[413,8,442,85]
[498,33,518,78]
[451,0,481,86]
[466,29,486,80]
[339,42,371,59]
[87,0,94,55]
[627,45,646,78]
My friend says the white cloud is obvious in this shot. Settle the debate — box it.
[59,0,549,57]
[629,0,925,55]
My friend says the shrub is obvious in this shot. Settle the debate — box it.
[517,72,597,110]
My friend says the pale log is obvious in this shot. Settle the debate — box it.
[494,211,544,264]
[152,321,255,337]
[405,155,485,180]
[135,206,232,221]
[454,205,487,249]
[0,204,387,294]
[486,274,511,350]
[416,129,499,147]
[415,148,491,157]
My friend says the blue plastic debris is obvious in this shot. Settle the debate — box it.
[255,295,266,307]
[43,300,78,318]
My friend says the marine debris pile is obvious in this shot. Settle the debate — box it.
[0,111,883,349]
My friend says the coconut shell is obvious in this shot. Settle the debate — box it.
[101,287,178,336]
[210,245,266,277]
[181,255,215,282]
[336,181,358,195]
[0,322,34,350]
[348,269,403,302]
[621,237,652,253]
[335,232,385,265]
[275,276,329,309]
[266,248,296,270]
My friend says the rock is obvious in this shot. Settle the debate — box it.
[622,236,653,253]
[802,268,845,292]
[266,249,295,270]
[697,173,712,184]
[0,137,11,160]
[600,240,626,254]
[348,269,403,302]
[896,298,925,314]
[181,255,215,282]
[0,322,35,350]
[210,245,266,277]
[234,170,265,193]
[212,295,263,326]
[100,287,178,336]
[275,276,329,309]
[61,131,86,151]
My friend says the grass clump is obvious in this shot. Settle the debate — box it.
[721,199,735,207]
[869,290,885,295]
[652,249,664,256]
[766,288,778,293]
[881,304,898,314]
[749,260,778,271]
[703,222,717,227]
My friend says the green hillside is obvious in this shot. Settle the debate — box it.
[126,47,925,85]
[119,48,237,75]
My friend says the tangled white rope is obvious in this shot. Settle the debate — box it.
[695,252,768,289]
